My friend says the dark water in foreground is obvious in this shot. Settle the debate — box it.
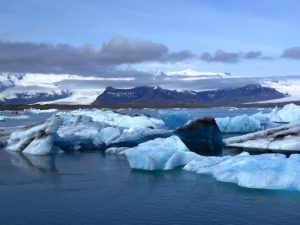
[1,149,300,225]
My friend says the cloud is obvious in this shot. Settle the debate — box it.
[200,50,240,63]
[0,36,194,76]
[200,50,270,63]
[244,51,262,59]
[281,46,300,59]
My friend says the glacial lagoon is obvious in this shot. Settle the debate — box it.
[1,107,300,225]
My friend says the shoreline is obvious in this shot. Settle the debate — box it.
[0,101,299,111]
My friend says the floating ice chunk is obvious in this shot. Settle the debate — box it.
[158,110,191,129]
[216,104,300,134]
[216,110,278,133]
[105,147,129,155]
[72,109,165,129]
[125,135,198,170]
[7,115,30,120]
[93,127,121,146]
[25,108,58,114]
[112,128,170,145]
[216,114,263,133]
[184,152,300,190]
[57,113,106,140]
[270,103,300,123]
[6,116,61,155]
[0,115,29,122]
[224,121,300,152]
[22,135,56,155]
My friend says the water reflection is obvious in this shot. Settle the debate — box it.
[7,151,57,172]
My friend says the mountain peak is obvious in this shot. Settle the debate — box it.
[92,84,286,105]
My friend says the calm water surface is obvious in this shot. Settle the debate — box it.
[1,108,300,225]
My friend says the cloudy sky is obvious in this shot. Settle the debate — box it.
[1,0,300,78]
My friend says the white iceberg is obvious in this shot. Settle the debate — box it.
[125,135,198,170]
[93,127,121,146]
[184,152,300,190]
[6,116,61,155]
[158,110,191,129]
[57,113,167,149]
[224,121,300,152]
[216,104,300,133]
[216,113,267,133]
[57,113,106,140]
[72,109,165,129]
[24,108,58,114]
[105,147,129,155]
[270,103,300,123]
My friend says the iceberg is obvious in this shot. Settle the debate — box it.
[215,104,300,134]
[72,109,165,129]
[158,110,191,129]
[57,113,168,150]
[57,113,106,140]
[125,136,198,170]
[216,113,268,133]
[105,147,129,155]
[224,121,300,152]
[184,152,300,190]
[216,109,278,133]
[270,103,300,123]
[6,116,61,155]
[174,117,223,155]
[94,127,121,146]
[24,108,58,114]
[0,115,29,122]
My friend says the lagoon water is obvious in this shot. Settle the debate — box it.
[1,108,300,225]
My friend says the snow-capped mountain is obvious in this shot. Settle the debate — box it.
[1,72,300,105]
[92,84,287,105]
[0,73,102,105]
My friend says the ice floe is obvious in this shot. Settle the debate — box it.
[184,152,300,190]
[158,110,191,129]
[269,103,300,123]
[72,109,165,129]
[224,121,300,152]
[0,115,30,122]
[105,147,129,155]
[125,136,198,170]
[6,115,61,155]
[24,108,58,114]
[5,109,168,154]
[215,112,275,133]
[216,104,300,133]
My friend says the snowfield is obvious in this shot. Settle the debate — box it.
[261,79,300,103]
